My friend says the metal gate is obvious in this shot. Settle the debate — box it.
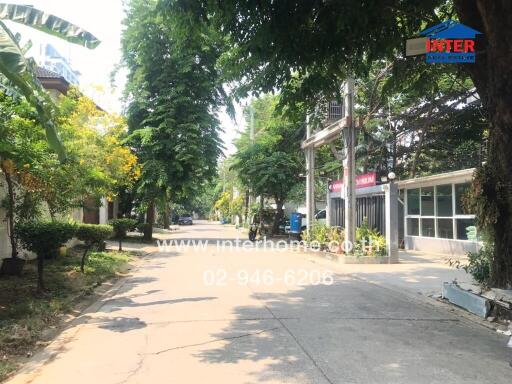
[332,195,386,235]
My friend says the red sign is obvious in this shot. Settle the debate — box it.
[328,172,377,193]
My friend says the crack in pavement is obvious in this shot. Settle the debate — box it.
[145,327,282,355]
[114,334,149,384]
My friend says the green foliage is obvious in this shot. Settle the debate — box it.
[306,223,331,245]
[121,0,225,217]
[355,218,387,257]
[76,224,113,246]
[0,3,101,160]
[75,224,114,272]
[214,191,232,219]
[451,246,493,286]
[231,94,304,232]
[110,218,137,239]
[17,221,76,259]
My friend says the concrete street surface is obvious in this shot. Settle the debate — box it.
[7,222,511,384]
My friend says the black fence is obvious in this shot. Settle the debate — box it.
[331,195,386,235]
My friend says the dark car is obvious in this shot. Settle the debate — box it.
[178,215,193,225]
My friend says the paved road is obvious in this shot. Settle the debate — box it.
[8,222,511,384]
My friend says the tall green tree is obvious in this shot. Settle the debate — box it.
[121,0,226,239]
[232,94,304,234]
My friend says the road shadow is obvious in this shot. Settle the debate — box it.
[99,296,217,313]
[195,277,512,383]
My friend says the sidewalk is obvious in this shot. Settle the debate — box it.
[303,250,477,298]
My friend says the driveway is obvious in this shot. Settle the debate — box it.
[7,222,511,384]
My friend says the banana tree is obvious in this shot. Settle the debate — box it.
[0,3,100,161]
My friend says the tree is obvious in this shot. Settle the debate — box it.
[232,94,304,234]
[174,0,512,287]
[121,0,225,240]
[0,90,139,262]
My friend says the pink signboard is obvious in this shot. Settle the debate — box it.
[328,172,377,193]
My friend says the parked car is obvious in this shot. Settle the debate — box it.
[178,215,193,225]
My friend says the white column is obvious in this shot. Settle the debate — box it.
[385,182,399,263]
[343,78,356,249]
[326,188,331,227]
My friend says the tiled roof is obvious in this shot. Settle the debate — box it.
[35,66,65,79]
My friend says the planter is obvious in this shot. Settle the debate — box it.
[0,257,26,276]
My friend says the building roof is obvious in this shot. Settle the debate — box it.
[36,66,70,94]
[35,66,64,79]
[397,168,475,189]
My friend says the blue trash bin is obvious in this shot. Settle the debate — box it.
[290,212,302,234]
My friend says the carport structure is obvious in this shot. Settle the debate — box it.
[301,80,399,262]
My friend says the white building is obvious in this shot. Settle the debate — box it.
[397,168,479,255]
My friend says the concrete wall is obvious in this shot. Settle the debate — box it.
[404,235,481,255]
[0,179,11,260]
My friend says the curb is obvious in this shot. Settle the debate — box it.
[4,252,150,384]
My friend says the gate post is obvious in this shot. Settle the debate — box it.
[385,182,399,263]
[305,115,315,232]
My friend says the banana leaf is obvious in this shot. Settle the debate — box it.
[0,3,100,49]
[0,20,66,160]
[0,4,101,161]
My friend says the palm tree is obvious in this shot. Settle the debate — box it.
[0,3,100,160]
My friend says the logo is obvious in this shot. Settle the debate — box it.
[406,20,481,63]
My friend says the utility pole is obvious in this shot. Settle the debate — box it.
[343,78,356,250]
[305,114,315,231]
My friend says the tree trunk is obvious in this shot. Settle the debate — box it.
[272,198,284,235]
[118,238,123,252]
[244,189,250,225]
[144,200,155,241]
[455,0,512,287]
[259,195,264,232]
[80,244,92,273]
[163,200,170,229]
[1,161,18,259]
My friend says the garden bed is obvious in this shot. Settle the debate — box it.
[305,249,393,264]
[0,247,138,382]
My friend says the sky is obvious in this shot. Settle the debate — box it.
[5,0,242,155]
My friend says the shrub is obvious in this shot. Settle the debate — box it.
[355,218,387,257]
[110,218,137,251]
[76,224,114,272]
[17,221,77,291]
[451,245,492,286]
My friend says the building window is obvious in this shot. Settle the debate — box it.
[421,218,435,237]
[405,182,477,241]
[436,184,452,217]
[407,218,419,236]
[407,188,420,215]
[421,187,434,216]
[437,218,453,239]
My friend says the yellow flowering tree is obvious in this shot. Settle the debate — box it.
[28,89,140,218]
